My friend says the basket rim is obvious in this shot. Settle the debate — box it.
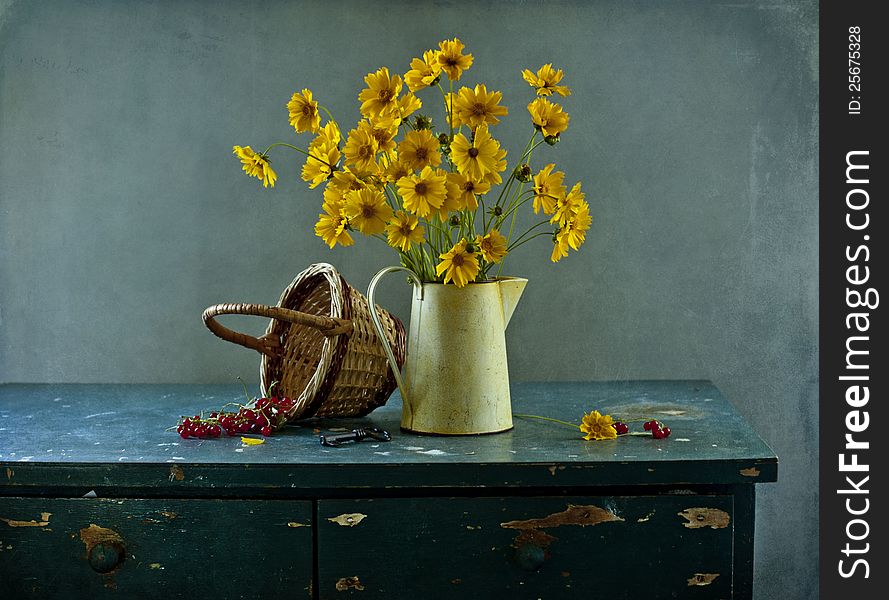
[259,263,345,408]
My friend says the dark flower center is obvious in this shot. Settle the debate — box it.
[302,105,313,116]
[362,205,375,218]
[415,147,428,160]
[414,182,428,195]
[471,103,487,117]
[468,148,479,158]
[378,89,393,102]
[451,253,465,267]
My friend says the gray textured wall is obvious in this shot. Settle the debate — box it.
[0,0,818,597]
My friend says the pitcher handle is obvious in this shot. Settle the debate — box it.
[367,266,423,411]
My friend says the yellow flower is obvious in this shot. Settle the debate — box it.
[301,142,340,189]
[560,201,592,251]
[386,211,425,252]
[343,125,379,173]
[550,181,585,226]
[443,92,462,128]
[528,97,570,138]
[481,146,509,186]
[551,233,569,263]
[475,229,508,264]
[522,64,572,97]
[405,49,442,92]
[397,93,423,122]
[397,129,441,172]
[436,240,480,287]
[241,436,265,445]
[551,198,591,262]
[315,204,354,249]
[453,84,508,128]
[381,152,412,184]
[579,410,617,441]
[447,172,489,211]
[396,166,448,217]
[432,180,463,221]
[322,183,347,214]
[329,167,367,195]
[533,164,566,214]
[437,38,473,81]
[343,188,393,235]
[233,145,277,188]
[313,121,341,147]
[450,125,504,181]
[359,67,402,121]
[365,120,398,156]
[287,89,321,133]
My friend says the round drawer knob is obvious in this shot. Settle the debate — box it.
[515,543,546,571]
[88,542,125,573]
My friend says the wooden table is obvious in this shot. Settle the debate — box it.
[0,381,776,599]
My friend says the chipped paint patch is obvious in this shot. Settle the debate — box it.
[287,522,309,528]
[149,563,164,570]
[416,449,449,456]
[328,513,367,527]
[1,512,51,527]
[5,468,12,480]
[402,446,424,451]
[637,510,655,523]
[675,438,691,442]
[740,466,761,477]
[502,505,624,531]
[169,465,185,481]
[687,573,719,586]
[335,576,365,591]
[678,508,731,529]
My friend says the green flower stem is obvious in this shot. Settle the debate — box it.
[507,231,552,252]
[513,413,579,429]
[263,142,335,169]
[318,105,337,127]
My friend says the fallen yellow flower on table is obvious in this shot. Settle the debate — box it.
[241,437,265,445]
[579,410,617,441]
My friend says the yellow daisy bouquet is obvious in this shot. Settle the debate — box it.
[233,38,590,287]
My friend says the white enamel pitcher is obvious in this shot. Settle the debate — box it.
[367,267,527,435]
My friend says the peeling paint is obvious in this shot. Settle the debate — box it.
[5,467,12,480]
[687,573,720,586]
[678,508,731,529]
[501,505,624,531]
[335,576,365,591]
[169,465,185,481]
[79,523,124,549]
[288,522,309,528]
[637,510,655,523]
[740,466,761,477]
[328,513,367,527]
[149,563,164,570]
[1,512,51,527]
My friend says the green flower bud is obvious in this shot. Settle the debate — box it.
[414,114,433,130]
[464,242,478,254]
[448,215,461,227]
[514,164,533,182]
[544,134,560,146]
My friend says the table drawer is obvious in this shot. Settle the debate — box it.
[0,497,312,599]
[318,495,734,599]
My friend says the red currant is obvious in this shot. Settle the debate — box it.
[613,421,629,435]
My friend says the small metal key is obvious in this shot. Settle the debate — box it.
[320,427,391,447]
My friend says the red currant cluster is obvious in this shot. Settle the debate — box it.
[175,396,296,439]
[610,419,672,439]
[643,419,672,439]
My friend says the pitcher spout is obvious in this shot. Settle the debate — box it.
[497,277,528,329]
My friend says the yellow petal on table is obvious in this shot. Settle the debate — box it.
[241,437,265,445]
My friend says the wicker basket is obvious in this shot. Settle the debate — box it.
[202,263,406,420]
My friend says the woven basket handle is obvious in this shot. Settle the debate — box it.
[202,303,353,357]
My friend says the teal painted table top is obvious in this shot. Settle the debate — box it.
[0,381,776,493]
